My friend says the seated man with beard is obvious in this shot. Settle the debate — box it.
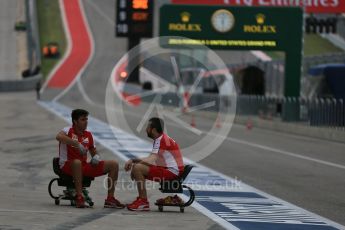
[124,117,184,211]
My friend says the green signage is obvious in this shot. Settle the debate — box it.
[160,5,303,51]
[159,5,303,120]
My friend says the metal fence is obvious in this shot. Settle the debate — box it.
[236,95,345,129]
[139,90,344,129]
[308,98,345,128]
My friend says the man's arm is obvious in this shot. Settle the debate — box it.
[124,153,158,171]
[133,153,157,165]
[89,147,97,158]
[56,131,79,148]
[56,131,87,155]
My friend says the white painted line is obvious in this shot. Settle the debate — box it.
[74,0,97,106]
[188,161,345,229]
[180,196,241,230]
[218,134,345,171]
[77,78,95,105]
[52,0,95,102]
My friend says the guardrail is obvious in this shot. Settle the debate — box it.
[139,90,344,130]
[0,74,41,92]
[236,95,345,129]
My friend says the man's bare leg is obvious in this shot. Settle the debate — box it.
[71,159,82,195]
[103,160,119,197]
[131,163,149,199]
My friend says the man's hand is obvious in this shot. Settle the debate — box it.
[78,143,88,155]
[124,159,133,172]
[91,154,101,165]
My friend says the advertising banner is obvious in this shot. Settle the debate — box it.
[171,0,345,14]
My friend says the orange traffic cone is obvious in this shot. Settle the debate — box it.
[190,114,196,127]
[246,118,253,130]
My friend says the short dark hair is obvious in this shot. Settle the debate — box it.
[71,109,89,124]
[149,117,164,133]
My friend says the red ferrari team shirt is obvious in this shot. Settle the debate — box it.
[152,133,184,175]
[58,126,95,168]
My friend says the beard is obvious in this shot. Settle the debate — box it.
[147,131,153,139]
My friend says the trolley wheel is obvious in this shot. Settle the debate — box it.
[180,207,184,213]
[55,199,60,205]
[158,205,163,212]
[70,200,76,206]
[48,178,60,199]
[88,201,94,207]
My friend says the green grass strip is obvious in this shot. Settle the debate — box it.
[37,0,66,79]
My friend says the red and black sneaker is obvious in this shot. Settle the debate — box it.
[104,197,125,209]
[127,197,150,211]
[75,195,87,208]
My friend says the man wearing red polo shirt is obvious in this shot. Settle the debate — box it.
[56,109,124,208]
[125,117,184,211]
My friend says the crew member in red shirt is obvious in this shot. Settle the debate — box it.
[56,109,124,208]
[125,117,184,211]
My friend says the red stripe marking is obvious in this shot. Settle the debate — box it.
[121,92,142,106]
[47,0,91,88]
